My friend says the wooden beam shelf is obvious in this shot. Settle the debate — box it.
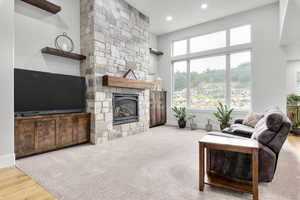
[41,47,86,61]
[103,75,154,90]
[150,48,164,56]
[21,0,61,14]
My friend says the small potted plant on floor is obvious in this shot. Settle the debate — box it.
[214,102,233,130]
[187,113,197,130]
[172,106,187,128]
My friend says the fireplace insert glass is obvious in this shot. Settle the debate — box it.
[113,93,139,125]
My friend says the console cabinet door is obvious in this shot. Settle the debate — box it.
[15,113,91,158]
[150,91,167,127]
[76,116,90,143]
[57,116,74,147]
[15,120,35,157]
[35,119,56,152]
[150,92,156,127]
[161,92,167,124]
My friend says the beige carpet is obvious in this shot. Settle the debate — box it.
[17,126,300,200]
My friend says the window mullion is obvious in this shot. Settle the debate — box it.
[187,60,191,108]
[226,54,231,107]
[225,29,231,107]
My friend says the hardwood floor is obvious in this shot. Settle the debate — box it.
[0,167,56,200]
[287,135,300,148]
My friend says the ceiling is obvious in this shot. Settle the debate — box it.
[125,0,278,35]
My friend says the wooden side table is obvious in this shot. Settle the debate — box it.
[199,134,259,200]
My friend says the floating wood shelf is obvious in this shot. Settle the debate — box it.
[41,47,86,61]
[103,75,154,90]
[21,0,61,14]
[150,48,164,56]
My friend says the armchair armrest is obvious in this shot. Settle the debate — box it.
[200,134,259,153]
[234,119,244,124]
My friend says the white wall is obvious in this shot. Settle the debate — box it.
[0,0,15,168]
[282,45,300,61]
[286,61,300,94]
[157,4,286,129]
[14,0,80,76]
[149,33,159,75]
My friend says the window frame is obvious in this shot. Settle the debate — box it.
[172,39,188,57]
[229,24,252,47]
[171,25,252,112]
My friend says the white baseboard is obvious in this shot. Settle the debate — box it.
[0,153,15,169]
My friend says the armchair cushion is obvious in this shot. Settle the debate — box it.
[252,111,291,154]
[223,124,254,138]
[243,112,264,128]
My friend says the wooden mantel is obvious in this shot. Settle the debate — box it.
[102,75,154,90]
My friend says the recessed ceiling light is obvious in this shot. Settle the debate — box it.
[201,3,208,10]
[166,16,173,21]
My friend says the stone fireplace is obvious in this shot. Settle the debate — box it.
[113,93,139,125]
[80,0,151,144]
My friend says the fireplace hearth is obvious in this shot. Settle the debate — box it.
[113,93,139,125]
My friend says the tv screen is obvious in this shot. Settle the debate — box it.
[14,69,86,116]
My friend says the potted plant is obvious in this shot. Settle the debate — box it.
[187,113,197,130]
[287,94,300,105]
[205,118,213,132]
[172,107,187,128]
[214,102,234,130]
[292,120,300,136]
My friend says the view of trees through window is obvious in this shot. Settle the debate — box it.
[173,61,187,107]
[230,52,251,110]
[173,53,251,110]
[172,25,252,110]
[190,56,226,109]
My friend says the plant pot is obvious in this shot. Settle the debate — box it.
[190,122,198,130]
[178,119,187,129]
[205,123,213,132]
[292,127,300,136]
[220,123,230,131]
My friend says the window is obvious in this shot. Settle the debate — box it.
[230,25,251,46]
[172,25,252,111]
[230,51,251,110]
[190,31,226,53]
[296,72,300,95]
[173,40,187,56]
[173,61,188,107]
[190,56,226,109]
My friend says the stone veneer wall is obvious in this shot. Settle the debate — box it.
[80,0,151,144]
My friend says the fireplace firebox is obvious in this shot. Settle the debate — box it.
[113,93,139,125]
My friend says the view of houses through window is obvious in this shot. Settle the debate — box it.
[172,25,251,111]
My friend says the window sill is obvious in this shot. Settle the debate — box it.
[186,108,249,115]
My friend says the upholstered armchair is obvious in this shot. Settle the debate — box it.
[208,109,291,182]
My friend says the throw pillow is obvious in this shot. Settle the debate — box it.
[243,112,264,128]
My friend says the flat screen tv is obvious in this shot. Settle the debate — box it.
[14,69,86,116]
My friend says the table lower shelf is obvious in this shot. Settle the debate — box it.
[205,172,253,193]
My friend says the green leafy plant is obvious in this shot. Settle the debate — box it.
[172,107,187,121]
[294,120,300,128]
[186,113,196,121]
[287,94,300,105]
[214,102,234,130]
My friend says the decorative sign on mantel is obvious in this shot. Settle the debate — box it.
[123,69,137,80]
